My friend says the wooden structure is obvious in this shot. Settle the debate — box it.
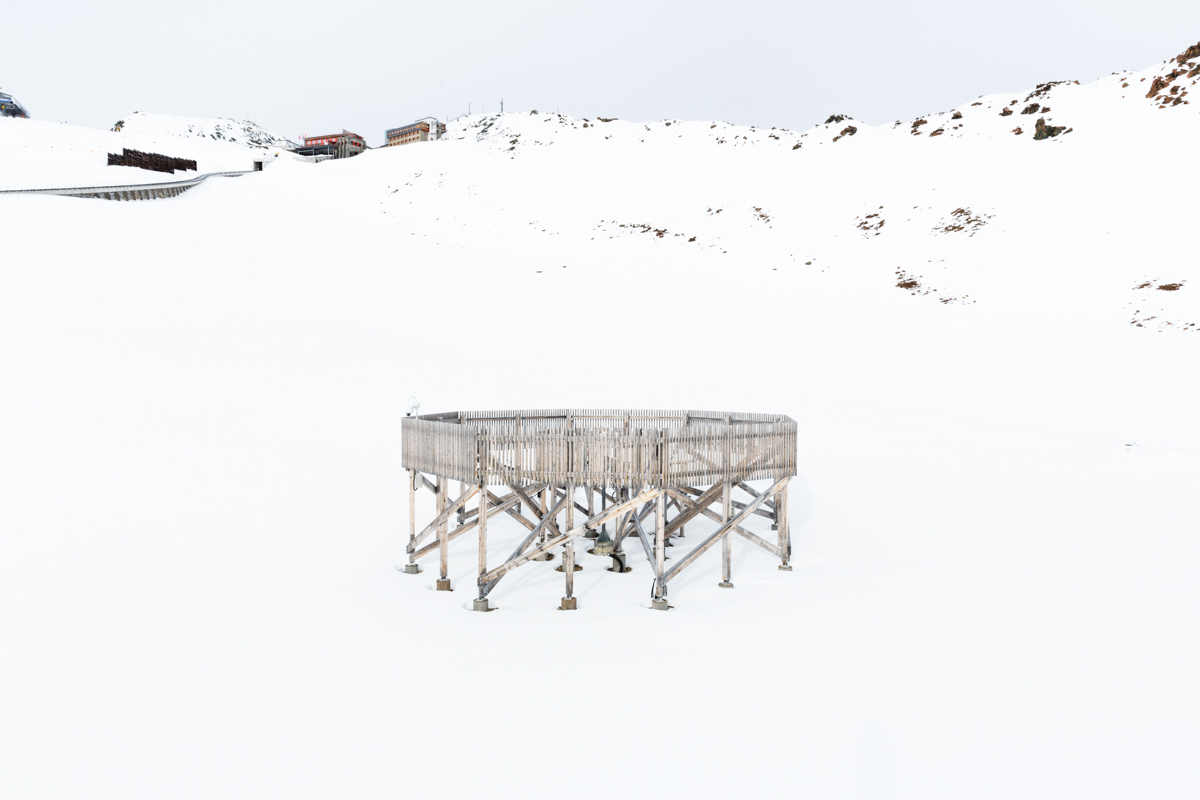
[401,409,797,611]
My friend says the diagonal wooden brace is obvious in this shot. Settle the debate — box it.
[666,488,781,558]
[660,478,786,586]
[478,488,662,586]
[412,490,524,560]
[407,485,479,554]
[480,491,569,597]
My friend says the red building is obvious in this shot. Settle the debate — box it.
[296,130,367,159]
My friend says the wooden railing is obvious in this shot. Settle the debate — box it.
[401,409,797,489]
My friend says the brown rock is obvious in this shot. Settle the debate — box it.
[1147,69,1184,98]
[1176,42,1200,64]
[1000,108,1013,116]
[1033,118,1066,140]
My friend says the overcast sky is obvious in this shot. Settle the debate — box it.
[5,1,1199,146]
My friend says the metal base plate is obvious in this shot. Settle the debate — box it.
[436,579,452,591]
[554,564,583,572]
[778,564,793,571]
[718,581,735,588]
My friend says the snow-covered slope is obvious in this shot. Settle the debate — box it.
[112,111,297,150]
[0,113,292,190]
[1,41,1198,800]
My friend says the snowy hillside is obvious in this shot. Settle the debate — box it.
[1,40,1198,800]
[112,111,297,150]
[0,113,291,190]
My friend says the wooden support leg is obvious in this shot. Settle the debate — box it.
[584,483,598,538]
[474,484,492,609]
[719,480,734,588]
[778,478,793,571]
[533,487,556,560]
[403,469,421,573]
[555,486,582,572]
[436,476,451,591]
[600,483,608,534]
[559,481,578,610]
[652,491,668,610]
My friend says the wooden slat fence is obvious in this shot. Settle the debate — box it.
[402,409,797,489]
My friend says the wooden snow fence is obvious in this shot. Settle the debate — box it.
[401,409,797,490]
[107,149,197,174]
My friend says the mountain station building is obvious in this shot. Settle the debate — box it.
[294,130,367,159]
[385,118,446,147]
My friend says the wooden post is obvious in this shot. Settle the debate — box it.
[778,478,792,571]
[719,479,733,588]
[720,415,734,588]
[560,481,578,610]
[436,476,450,590]
[584,482,597,539]
[600,480,608,534]
[652,491,667,608]
[475,482,490,608]
[656,492,666,578]
[404,469,420,573]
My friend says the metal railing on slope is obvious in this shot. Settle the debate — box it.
[0,170,255,200]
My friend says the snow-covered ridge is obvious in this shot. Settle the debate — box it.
[112,111,297,150]
[446,38,1199,152]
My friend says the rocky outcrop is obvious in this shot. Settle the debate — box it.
[1033,118,1067,140]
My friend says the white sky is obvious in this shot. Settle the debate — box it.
[5,1,1200,145]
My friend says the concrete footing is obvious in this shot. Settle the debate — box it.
[651,598,670,611]
[402,563,421,574]
[473,598,492,612]
[554,563,583,572]
[436,578,452,591]
[558,597,577,611]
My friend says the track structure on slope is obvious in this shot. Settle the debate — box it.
[402,409,798,611]
[0,170,254,201]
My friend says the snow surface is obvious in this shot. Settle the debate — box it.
[1,42,1199,799]
[0,113,292,190]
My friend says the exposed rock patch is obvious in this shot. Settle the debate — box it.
[1033,118,1068,140]
[933,207,993,236]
